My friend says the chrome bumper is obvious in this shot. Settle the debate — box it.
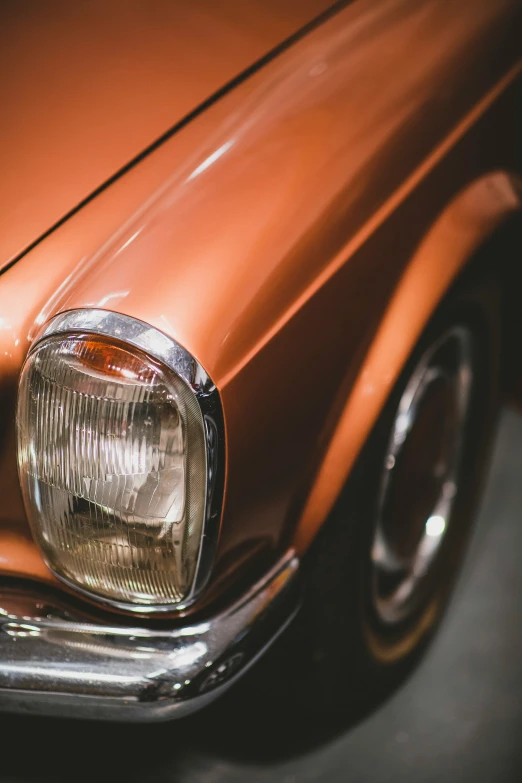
[0,552,299,721]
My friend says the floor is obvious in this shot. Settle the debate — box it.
[2,411,522,782]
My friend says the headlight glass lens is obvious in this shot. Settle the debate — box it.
[17,334,207,608]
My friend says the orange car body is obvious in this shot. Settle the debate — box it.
[1,0,522,618]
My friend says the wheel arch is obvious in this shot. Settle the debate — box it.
[294,170,522,554]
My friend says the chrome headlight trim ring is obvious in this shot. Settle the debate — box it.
[24,308,225,614]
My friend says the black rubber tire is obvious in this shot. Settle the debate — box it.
[287,270,501,720]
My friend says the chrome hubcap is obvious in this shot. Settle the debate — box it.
[370,326,474,625]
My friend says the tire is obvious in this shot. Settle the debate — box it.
[288,271,500,719]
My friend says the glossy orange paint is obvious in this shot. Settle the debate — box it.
[0,0,335,267]
[0,0,521,613]
[296,169,522,553]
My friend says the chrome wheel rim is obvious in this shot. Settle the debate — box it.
[370,326,474,626]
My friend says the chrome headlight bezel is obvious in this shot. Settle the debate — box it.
[17,308,225,614]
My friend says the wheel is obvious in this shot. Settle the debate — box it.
[290,272,500,718]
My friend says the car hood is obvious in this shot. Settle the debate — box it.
[0,0,334,269]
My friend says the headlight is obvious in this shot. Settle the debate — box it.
[16,310,224,612]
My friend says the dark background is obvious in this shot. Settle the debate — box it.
[1,410,522,782]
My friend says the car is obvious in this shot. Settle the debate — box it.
[1,0,521,722]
